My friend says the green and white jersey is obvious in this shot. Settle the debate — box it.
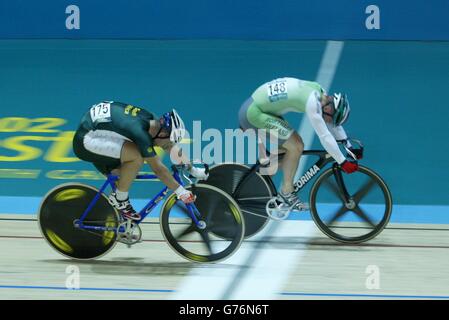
[251,77,325,115]
[241,77,349,164]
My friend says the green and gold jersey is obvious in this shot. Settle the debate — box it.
[77,101,158,158]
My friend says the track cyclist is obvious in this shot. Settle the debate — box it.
[238,77,361,211]
[73,101,209,221]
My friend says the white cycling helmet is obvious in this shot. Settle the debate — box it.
[332,93,351,126]
[160,109,186,143]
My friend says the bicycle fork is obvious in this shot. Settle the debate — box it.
[332,163,356,209]
[185,203,207,230]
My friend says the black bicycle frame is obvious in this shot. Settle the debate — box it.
[233,150,351,203]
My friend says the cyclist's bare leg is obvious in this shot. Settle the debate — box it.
[280,132,304,194]
[110,168,121,175]
[116,141,144,192]
[257,135,287,176]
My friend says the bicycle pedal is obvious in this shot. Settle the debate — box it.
[291,202,310,212]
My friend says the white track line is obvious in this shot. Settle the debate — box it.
[173,41,344,300]
[220,41,345,300]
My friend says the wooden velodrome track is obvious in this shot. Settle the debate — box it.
[0,213,448,300]
[1,39,448,301]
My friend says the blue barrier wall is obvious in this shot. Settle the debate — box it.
[1,40,449,207]
[0,2,448,219]
[0,1,449,40]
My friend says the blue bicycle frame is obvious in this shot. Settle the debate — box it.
[74,168,202,233]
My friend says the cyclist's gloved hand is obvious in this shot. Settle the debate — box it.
[341,160,358,173]
[189,166,209,181]
[175,185,196,204]
[347,147,363,160]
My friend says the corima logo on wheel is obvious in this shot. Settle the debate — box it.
[295,165,320,190]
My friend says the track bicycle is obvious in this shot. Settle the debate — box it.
[203,139,392,244]
[38,164,245,262]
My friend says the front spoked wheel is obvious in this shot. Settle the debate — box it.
[160,184,245,263]
[310,165,392,243]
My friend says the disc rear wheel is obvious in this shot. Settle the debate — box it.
[38,183,119,259]
[204,163,274,238]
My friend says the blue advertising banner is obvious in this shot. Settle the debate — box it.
[0,0,448,40]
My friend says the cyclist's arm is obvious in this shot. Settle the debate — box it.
[325,123,353,148]
[128,127,180,190]
[326,124,347,140]
[158,139,175,152]
[305,91,346,164]
[145,156,180,190]
[164,143,193,170]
